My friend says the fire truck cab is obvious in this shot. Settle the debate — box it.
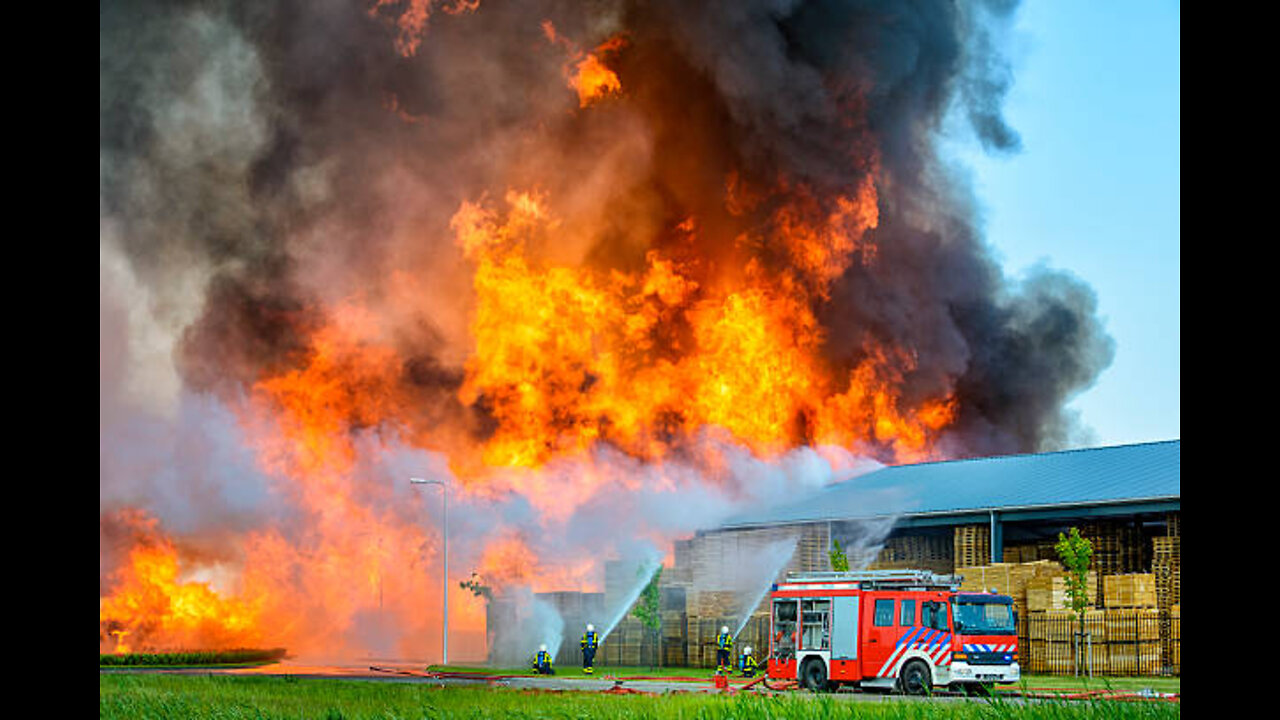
[767,570,1019,694]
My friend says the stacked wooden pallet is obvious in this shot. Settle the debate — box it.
[1002,542,1058,564]
[1025,608,1161,676]
[686,618,722,668]
[1106,608,1161,675]
[667,539,693,586]
[956,560,1063,626]
[1082,520,1148,578]
[953,525,991,568]
[792,523,832,573]
[688,590,740,619]
[735,613,769,659]
[1026,609,1107,674]
[874,533,954,573]
[1152,536,1180,610]
[1025,571,1099,611]
[599,617,644,667]
[1103,574,1157,609]
[956,560,1058,596]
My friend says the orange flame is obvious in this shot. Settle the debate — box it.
[543,21,626,107]
[99,511,262,653]
[100,9,966,661]
[370,0,481,57]
[448,184,955,467]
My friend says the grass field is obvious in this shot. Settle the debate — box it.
[423,665,1180,696]
[100,673,1179,719]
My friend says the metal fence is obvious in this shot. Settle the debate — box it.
[589,608,1181,676]
[1021,609,1180,677]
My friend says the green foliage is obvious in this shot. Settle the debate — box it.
[829,539,850,572]
[460,571,493,601]
[99,648,287,667]
[1055,527,1094,625]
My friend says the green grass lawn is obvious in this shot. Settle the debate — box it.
[101,672,1179,719]
[428,665,1180,695]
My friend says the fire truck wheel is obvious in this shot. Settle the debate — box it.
[898,660,931,696]
[800,658,830,692]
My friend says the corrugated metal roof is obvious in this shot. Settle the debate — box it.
[721,440,1180,528]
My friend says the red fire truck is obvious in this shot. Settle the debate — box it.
[766,570,1019,694]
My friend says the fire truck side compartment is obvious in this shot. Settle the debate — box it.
[832,595,858,661]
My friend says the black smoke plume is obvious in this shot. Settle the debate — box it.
[101,0,1113,465]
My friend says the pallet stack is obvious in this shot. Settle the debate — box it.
[673,522,829,668]
[1002,541,1059,563]
[1152,536,1180,610]
[953,525,991,568]
[956,560,1058,597]
[956,560,1064,626]
[735,613,770,660]
[661,609,687,667]
[1154,515,1180,673]
[1025,609,1107,674]
[1081,521,1149,594]
[687,618,720,668]
[1103,574,1157,609]
[1025,571,1099,611]
[1106,609,1161,675]
[870,533,954,574]
[1025,608,1160,676]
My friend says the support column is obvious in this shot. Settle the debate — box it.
[989,510,1003,565]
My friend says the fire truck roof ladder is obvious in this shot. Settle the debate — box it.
[784,569,961,590]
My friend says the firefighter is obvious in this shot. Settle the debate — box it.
[532,644,555,675]
[738,645,759,678]
[580,623,600,674]
[715,625,734,675]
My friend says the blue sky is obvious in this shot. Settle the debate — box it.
[949,1,1180,448]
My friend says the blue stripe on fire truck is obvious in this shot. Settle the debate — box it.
[896,626,924,648]
[879,629,952,677]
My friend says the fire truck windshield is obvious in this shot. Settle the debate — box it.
[951,597,1016,635]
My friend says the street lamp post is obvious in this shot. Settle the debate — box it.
[410,477,448,666]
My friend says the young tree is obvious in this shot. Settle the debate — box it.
[1055,527,1094,674]
[459,572,493,601]
[631,564,663,670]
[829,538,850,572]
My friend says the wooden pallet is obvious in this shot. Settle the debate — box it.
[1025,572,1098,611]
[1103,574,1157,609]
[1152,536,1181,610]
[953,525,991,568]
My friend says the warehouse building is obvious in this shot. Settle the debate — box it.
[509,440,1181,674]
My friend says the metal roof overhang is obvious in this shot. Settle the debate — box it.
[719,495,1182,532]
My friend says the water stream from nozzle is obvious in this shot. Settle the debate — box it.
[732,535,798,640]
[599,555,662,644]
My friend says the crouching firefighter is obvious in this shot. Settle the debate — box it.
[738,645,759,678]
[581,624,600,674]
[532,644,555,675]
[715,625,734,675]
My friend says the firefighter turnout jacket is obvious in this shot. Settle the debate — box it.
[532,649,554,674]
[716,630,734,653]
